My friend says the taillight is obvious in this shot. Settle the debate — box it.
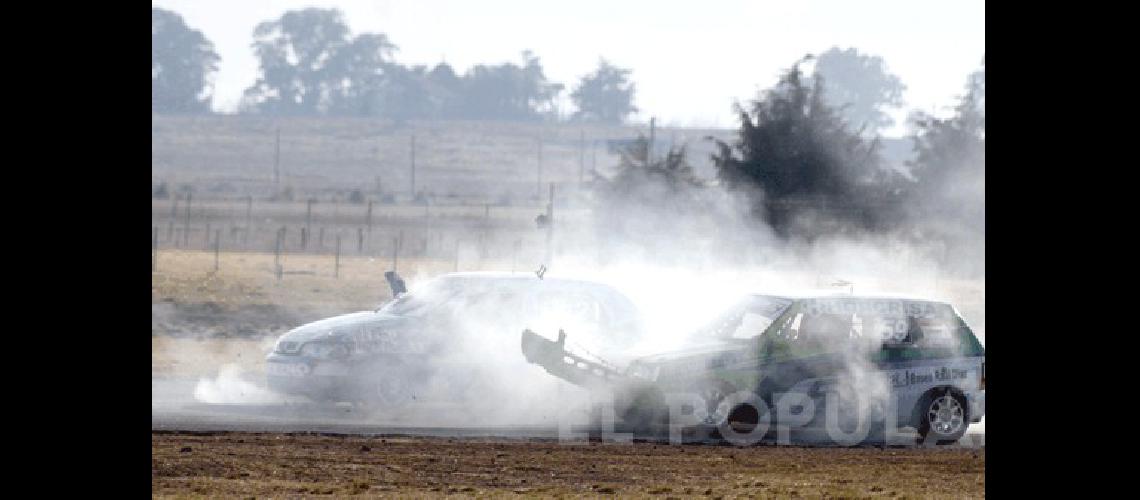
[980,362,985,390]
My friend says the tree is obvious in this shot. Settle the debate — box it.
[454,51,564,121]
[242,8,398,115]
[370,64,442,123]
[809,47,906,135]
[903,57,985,275]
[593,135,704,198]
[907,56,984,216]
[571,59,638,123]
[711,58,899,237]
[152,8,220,114]
[428,62,463,117]
[325,33,399,116]
[589,135,712,263]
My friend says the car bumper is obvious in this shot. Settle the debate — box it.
[967,390,985,423]
[265,355,353,400]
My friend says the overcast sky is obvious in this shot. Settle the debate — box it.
[152,0,984,136]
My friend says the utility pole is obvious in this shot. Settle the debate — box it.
[544,183,554,266]
[592,139,597,174]
[578,129,585,184]
[274,127,281,191]
[410,134,416,198]
[536,134,543,198]
[647,117,656,164]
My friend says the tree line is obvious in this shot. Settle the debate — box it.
[592,55,984,254]
[154,6,984,256]
[152,7,638,124]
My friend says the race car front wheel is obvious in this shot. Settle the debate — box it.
[916,389,968,445]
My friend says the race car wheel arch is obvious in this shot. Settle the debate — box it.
[913,386,969,445]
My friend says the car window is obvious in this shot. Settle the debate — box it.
[730,312,772,339]
[766,311,860,358]
[535,290,604,327]
[764,299,963,359]
[702,295,794,341]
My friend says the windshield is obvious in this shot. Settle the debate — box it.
[698,295,794,341]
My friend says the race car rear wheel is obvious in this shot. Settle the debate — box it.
[916,389,968,445]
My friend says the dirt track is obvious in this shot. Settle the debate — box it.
[152,431,984,497]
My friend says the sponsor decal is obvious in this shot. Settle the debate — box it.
[266,362,311,377]
[890,366,969,387]
[350,327,426,354]
[802,299,946,319]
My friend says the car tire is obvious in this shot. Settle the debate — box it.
[916,388,969,445]
[351,364,419,413]
[686,379,767,439]
[616,387,667,430]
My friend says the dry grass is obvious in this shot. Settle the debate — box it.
[151,249,508,312]
[152,432,985,498]
[152,337,273,378]
[151,249,985,339]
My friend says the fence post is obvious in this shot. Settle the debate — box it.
[318,226,324,250]
[357,228,364,253]
[205,222,211,250]
[152,227,158,272]
[244,195,252,248]
[392,231,403,271]
[366,201,373,235]
[304,198,313,250]
[274,227,283,280]
[183,192,192,247]
[168,195,178,242]
[334,235,341,279]
[214,228,221,272]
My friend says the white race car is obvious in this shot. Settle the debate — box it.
[267,272,645,408]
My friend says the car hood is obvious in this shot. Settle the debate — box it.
[277,311,414,344]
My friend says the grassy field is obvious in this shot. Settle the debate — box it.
[152,432,984,498]
[150,248,540,349]
[151,249,525,312]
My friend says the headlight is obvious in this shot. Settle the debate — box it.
[275,340,301,354]
[300,342,350,359]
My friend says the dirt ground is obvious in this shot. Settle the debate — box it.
[152,431,984,498]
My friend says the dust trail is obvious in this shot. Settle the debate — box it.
[193,364,292,404]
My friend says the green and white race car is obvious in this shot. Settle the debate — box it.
[521,293,985,445]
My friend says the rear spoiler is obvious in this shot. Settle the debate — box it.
[520,329,627,390]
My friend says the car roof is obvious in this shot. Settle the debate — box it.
[432,271,624,290]
[745,290,951,306]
